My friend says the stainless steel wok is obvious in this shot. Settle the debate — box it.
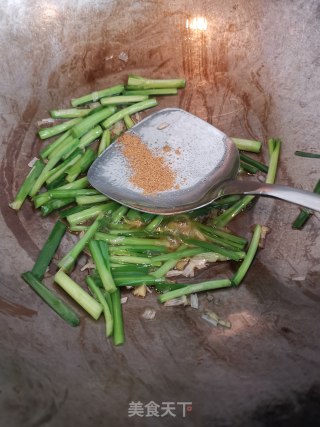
[1,1,320,426]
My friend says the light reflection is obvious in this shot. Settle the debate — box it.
[222,310,259,336]
[41,2,59,22]
[186,17,208,31]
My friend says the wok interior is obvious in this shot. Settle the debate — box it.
[1,1,320,425]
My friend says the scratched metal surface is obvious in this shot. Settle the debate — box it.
[0,0,320,426]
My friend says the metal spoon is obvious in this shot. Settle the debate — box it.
[88,108,320,215]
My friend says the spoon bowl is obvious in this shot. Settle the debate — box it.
[88,108,320,214]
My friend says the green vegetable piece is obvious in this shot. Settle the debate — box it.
[41,198,74,216]
[100,95,148,105]
[95,232,172,247]
[66,202,118,226]
[292,179,320,229]
[58,215,103,272]
[182,238,245,261]
[40,131,71,160]
[21,272,80,327]
[292,209,313,230]
[98,130,111,155]
[33,176,89,208]
[150,248,205,263]
[76,194,109,205]
[294,151,320,159]
[38,118,82,140]
[110,206,129,224]
[86,276,113,337]
[72,107,116,138]
[89,240,117,293]
[231,224,262,286]
[158,279,231,303]
[50,108,91,119]
[213,195,254,228]
[102,99,157,129]
[71,84,124,107]
[151,245,188,278]
[32,220,67,280]
[123,88,178,96]
[231,138,261,153]
[266,138,281,184]
[49,188,99,199]
[123,115,135,129]
[48,135,80,160]
[145,215,164,232]
[77,125,103,150]
[127,75,185,89]
[111,289,125,345]
[240,153,268,173]
[30,147,79,197]
[46,175,66,190]
[66,148,97,182]
[46,150,83,185]
[110,255,161,266]
[54,269,102,320]
[9,160,45,210]
[59,204,90,218]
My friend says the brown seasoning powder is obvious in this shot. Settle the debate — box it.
[162,144,171,153]
[119,133,178,194]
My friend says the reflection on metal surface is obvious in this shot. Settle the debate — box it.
[186,17,208,31]
[222,310,259,336]
[41,1,59,22]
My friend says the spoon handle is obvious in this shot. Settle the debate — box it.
[222,180,320,212]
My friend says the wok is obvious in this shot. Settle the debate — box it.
[1,1,320,426]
